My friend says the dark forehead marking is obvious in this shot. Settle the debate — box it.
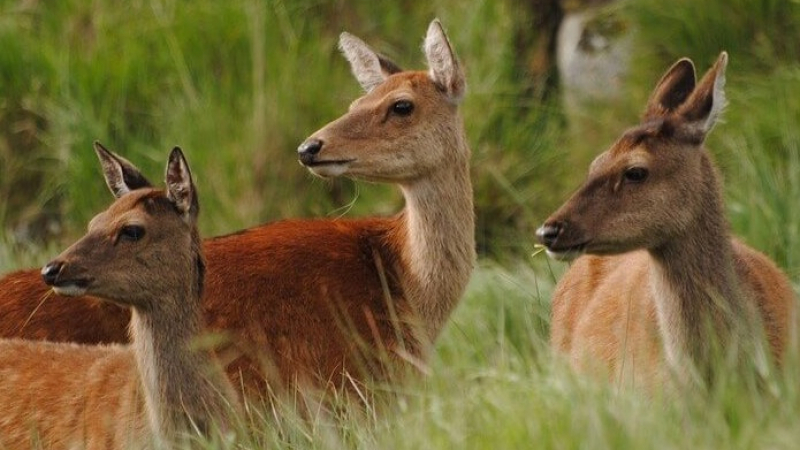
[139,191,176,215]
[611,119,669,155]
[622,119,664,143]
[370,71,431,96]
[110,188,173,216]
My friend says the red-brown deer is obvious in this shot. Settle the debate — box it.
[0,19,474,393]
[536,52,795,388]
[0,147,238,449]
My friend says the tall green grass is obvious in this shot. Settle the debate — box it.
[3,0,800,260]
[164,260,800,449]
[207,255,798,449]
[722,66,800,273]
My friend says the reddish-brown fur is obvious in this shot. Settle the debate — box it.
[0,19,474,394]
[203,217,414,390]
[0,219,409,384]
[0,219,410,390]
[537,53,796,388]
[0,218,420,391]
[0,276,128,343]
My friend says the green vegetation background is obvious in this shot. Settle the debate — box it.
[1,0,800,448]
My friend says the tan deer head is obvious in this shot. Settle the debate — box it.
[41,143,200,309]
[537,52,729,261]
[297,19,467,183]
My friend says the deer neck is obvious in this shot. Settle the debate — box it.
[647,156,757,383]
[396,134,475,343]
[129,253,219,440]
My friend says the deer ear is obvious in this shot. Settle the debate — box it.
[165,147,198,223]
[424,19,465,103]
[339,32,402,92]
[643,58,697,121]
[674,52,728,141]
[94,141,152,198]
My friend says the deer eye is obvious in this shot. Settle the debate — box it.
[390,100,414,116]
[119,225,145,242]
[623,167,649,183]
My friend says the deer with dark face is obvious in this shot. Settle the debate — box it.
[0,147,238,449]
[0,19,474,395]
[537,53,795,388]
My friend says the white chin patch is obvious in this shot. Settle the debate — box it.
[308,163,349,178]
[546,249,583,262]
[52,284,88,297]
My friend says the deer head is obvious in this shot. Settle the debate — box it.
[537,52,729,260]
[41,143,199,308]
[297,19,467,183]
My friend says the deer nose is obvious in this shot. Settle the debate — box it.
[41,261,64,286]
[536,222,564,248]
[297,139,323,165]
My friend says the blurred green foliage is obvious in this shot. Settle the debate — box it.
[0,0,568,259]
[1,0,800,269]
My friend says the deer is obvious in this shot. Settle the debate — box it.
[0,147,239,449]
[536,52,796,389]
[0,19,474,394]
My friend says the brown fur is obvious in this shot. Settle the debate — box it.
[0,218,411,392]
[0,20,475,395]
[538,53,796,388]
[0,149,238,449]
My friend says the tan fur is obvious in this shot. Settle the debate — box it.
[0,341,147,449]
[538,53,796,388]
[0,149,238,449]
